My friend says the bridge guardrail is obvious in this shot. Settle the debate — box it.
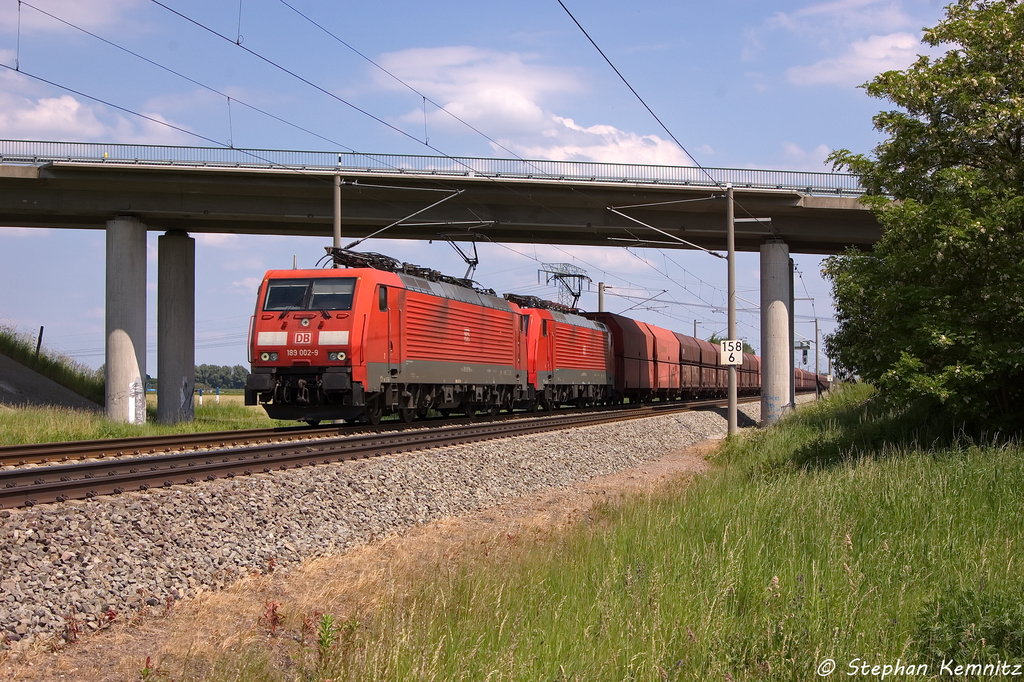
[0,139,865,196]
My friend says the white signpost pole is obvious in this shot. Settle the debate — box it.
[726,184,738,436]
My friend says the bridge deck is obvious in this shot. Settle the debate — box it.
[0,140,878,254]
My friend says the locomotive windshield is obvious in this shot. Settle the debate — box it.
[263,278,357,311]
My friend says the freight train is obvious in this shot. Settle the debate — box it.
[245,250,825,424]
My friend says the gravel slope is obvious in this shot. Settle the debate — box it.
[0,402,768,649]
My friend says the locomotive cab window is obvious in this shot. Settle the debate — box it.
[310,279,356,310]
[263,277,356,311]
[541,319,549,337]
[378,285,388,311]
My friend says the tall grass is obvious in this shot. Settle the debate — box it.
[0,325,104,405]
[191,384,1024,680]
[0,401,291,446]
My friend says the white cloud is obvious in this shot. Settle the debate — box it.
[778,142,833,170]
[195,233,239,247]
[787,32,920,85]
[768,0,912,35]
[0,0,140,32]
[0,70,194,143]
[232,277,262,292]
[0,227,50,237]
[378,46,577,108]
[380,46,575,135]
[375,46,692,166]
[506,116,693,166]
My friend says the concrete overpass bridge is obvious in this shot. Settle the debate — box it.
[0,140,880,424]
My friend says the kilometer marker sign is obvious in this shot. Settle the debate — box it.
[720,340,743,365]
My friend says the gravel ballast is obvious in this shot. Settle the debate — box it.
[0,402,771,648]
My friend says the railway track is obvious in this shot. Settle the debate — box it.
[0,397,755,509]
[0,423,365,467]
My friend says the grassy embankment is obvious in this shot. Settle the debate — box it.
[190,383,1022,681]
[0,398,291,446]
[0,326,296,444]
[0,325,104,405]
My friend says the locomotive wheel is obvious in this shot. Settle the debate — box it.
[364,399,383,425]
[463,402,477,420]
[398,407,416,423]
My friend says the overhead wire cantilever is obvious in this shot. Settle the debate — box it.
[343,189,464,250]
[606,206,725,259]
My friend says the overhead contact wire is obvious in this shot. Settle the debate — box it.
[276,0,741,256]
[556,0,775,236]
[15,1,409,175]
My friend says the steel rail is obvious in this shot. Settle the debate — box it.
[0,397,752,509]
[0,396,746,467]
[0,424,341,466]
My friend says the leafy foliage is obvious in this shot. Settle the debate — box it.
[913,587,1024,666]
[706,333,755,355]
[194,364,249,390]
[826,0,1024,427]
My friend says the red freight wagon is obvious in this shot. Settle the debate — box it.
[674,332,702,399]
[739,353,757,395]
[246,267,527,424]
[582,312,657,402]
[643,321,681,398]
[751,355,762,396]
[694,338,723,398]
[514,302,613,408]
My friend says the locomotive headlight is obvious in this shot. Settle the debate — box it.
[270,352,279,361]
[337,351,346,361]
[328,351,347,362]
[260,352,270,361]
[328,352,338,361]
[300,318,310,327]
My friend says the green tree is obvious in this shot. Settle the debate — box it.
[826,0,1024,426]
[194,364,249,389]
[706,333,756,355]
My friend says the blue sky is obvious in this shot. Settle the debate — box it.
[0,0,946,372]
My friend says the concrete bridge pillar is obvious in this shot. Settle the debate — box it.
[157,231,195,424]
[760,240,793,425]
[105,216,147,424]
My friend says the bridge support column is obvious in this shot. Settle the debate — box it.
[105,216,147,424]
[760,240,792,425]
[157,231,195,424]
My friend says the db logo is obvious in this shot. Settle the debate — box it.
[294,332,313,345]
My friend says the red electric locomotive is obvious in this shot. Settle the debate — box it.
[245,251,528,424]
[504,295,613,409]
